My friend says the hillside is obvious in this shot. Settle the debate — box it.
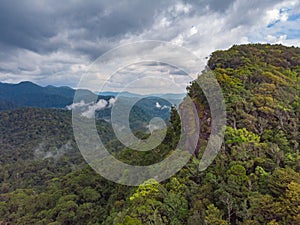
[0,44,299,225]
[0,81,75,109]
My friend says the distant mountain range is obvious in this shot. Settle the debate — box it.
[0,81,76,109]
[0,81,185,110]
[98,91,186,100]
[0,81,185,131]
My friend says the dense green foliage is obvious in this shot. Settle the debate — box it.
[0,44,299,224]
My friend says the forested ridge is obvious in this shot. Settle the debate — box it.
[0,44,299,224]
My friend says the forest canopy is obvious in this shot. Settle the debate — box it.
[0,44,299,225]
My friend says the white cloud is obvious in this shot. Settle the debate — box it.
[248,0,300,45]
[158,17,171,28]
[66,100,89,110]
[67,98,115,119]
[81,99,108,119]
[0,48,89,87]
[173,2,192,14]
[109,97,116,106]
[189,26,198,36]
[161,105,170,110]
[266,34,288,43]
[155,102,170,110]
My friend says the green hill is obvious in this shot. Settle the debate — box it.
[0,44,299,225]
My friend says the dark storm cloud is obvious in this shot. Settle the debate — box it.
[0,0,237,58]
[0,0,170,58]
[0,0,278,60]
[0,0,56,52]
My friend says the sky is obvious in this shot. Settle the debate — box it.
[0,0,300,93]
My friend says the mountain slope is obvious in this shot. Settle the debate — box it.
[0,44,299,225]
[111,43,300,225]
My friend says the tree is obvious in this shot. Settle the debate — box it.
[205,204,229,225]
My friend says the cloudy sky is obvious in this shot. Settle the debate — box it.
[0,0,300,93]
